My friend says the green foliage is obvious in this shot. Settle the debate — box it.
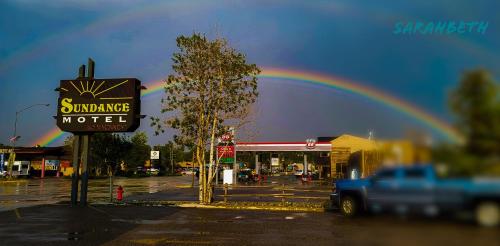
[449,69,500,156]
[89,133,131,174]
[151,33,260,203]
[434,69,500,176]
[152,33,259,144]
[153,142,191,173]
[65,132,152,176]
[125,131,151,169]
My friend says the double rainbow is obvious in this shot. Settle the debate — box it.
[32,68,462,146]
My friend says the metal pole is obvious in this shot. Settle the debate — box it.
[233,129,237,186]
[13,112,18,142]
[8,112,18,177]
[80,135,89,206]
[109,167,113,203]
[304,153,308,180]
[70,135,81,206]
[233,148,237,186]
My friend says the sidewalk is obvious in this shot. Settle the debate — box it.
[122,175,331,211]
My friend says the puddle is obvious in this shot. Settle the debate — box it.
[67,231,84,241]
[111,219,171,225]
[138,229,196,235]
[217,220,234,223]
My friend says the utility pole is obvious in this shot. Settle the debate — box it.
[8,103,49,177]
[232,128,237,186]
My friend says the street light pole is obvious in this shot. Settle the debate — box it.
[8,103,50,177]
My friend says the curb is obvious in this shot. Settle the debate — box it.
[118,200,325,212]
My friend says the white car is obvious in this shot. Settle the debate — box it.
[181,170,194,175]
[294,170,303,176]
[146,168,160,175]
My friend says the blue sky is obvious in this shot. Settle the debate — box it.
[0,0,498,146]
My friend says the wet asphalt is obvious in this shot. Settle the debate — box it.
[1,176,499,245]
[1,204,499,246]
[0,175,192,211]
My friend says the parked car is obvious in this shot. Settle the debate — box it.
[181,168,194,176]
[294,170,303,177]
[146,168,160,176]
[238,169,257,183]
[331,164,500,227]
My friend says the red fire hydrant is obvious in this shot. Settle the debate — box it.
[116,186,124,201]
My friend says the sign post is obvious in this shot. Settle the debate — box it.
[150,150,160,173]
[57,58,142,206]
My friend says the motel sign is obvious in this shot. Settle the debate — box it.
[56,78,142,132]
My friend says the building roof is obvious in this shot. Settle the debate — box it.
[330,134,377,153]
[236,142,331,152]
[0,147,67,155]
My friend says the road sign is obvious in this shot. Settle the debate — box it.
[223,169,233,184]
[150,151,160,160]
[271,157,280,166]
[56,78,142,132]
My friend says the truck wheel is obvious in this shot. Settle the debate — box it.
[475,202,500,227]
[340,196,357,217]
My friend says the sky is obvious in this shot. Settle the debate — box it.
[0,0,498,146]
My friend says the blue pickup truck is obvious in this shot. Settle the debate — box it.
[331,164,500,226]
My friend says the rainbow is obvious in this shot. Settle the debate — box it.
[260,68,462,142]
[141,80,165,97]
[35,127,67,147]
[31,67,462,146]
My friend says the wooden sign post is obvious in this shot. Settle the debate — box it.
[58,58,143,206]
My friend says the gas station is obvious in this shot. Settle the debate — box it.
[235,138,333,179]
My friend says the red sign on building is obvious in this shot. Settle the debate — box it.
[217,145,235,163]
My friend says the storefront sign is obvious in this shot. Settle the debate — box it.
[44,160,60,171]
[217,145,235,163]
[271,157,280,166]
[56,78,141,132]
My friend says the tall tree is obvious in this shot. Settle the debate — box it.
[90,133,131,176]
[449,69,500,156]
[152,33,259,203]
[435,69,500,176]
[125,131,151,170]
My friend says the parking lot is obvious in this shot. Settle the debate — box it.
[1,204,499,246]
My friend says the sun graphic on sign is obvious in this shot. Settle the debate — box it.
[60,80,129,98]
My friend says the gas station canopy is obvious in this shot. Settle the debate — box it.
[236,142,331,152]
